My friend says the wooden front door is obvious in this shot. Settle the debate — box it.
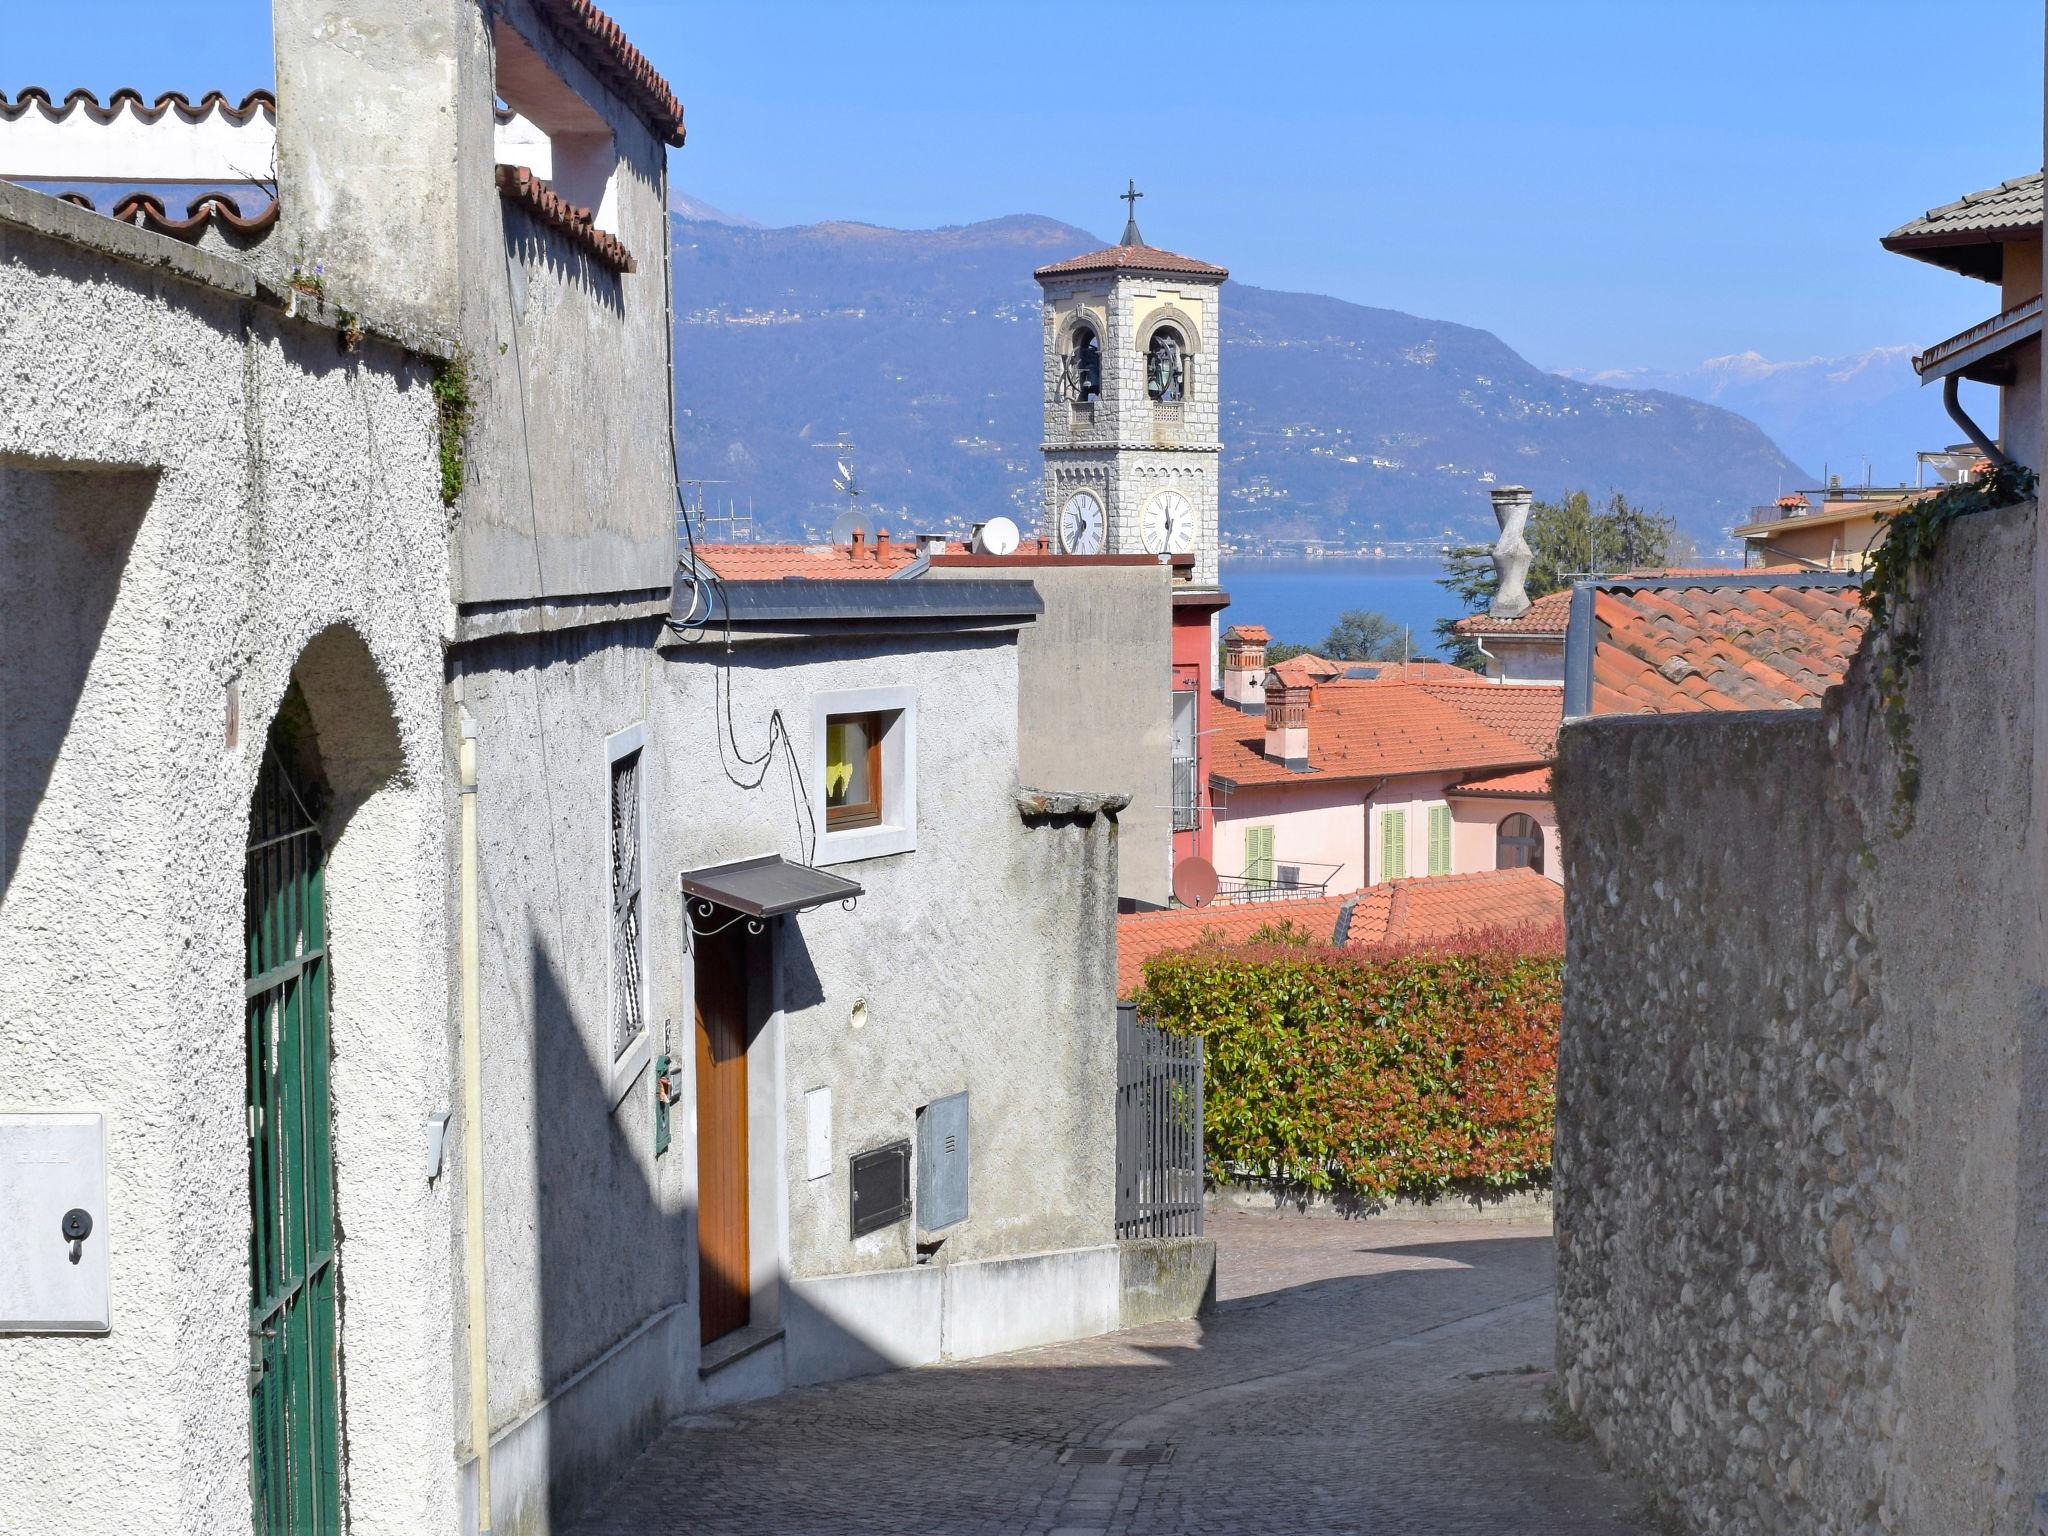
[695,926,751,1345]
[246,731,343,1535]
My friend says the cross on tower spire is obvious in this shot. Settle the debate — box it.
[1119,179,1144,247]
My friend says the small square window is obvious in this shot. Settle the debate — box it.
[825,712,884,831]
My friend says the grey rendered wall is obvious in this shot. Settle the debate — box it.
[926,562,1173,906]
[1555,500,2048,1534]
[0,204,458,1533]
[651,631,1119,1285]
[272,0,679,608]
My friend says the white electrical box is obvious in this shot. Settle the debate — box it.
[0,1112,109,1333]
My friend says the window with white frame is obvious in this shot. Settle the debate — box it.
[606,723,649,1102]
[812,687,917,865]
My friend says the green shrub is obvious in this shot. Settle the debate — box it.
[1136,927,1562,1198]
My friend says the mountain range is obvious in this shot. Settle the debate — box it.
[1556,348,1967,490]
[669,208,1812,552]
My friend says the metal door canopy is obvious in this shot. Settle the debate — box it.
[0,1111,109,1332]
[917,1092,969,1233]
[680,855,863,919]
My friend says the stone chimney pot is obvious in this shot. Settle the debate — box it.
[1263,674,1310,769]
[1488,485,1533,619]
[1222,626,1270,713]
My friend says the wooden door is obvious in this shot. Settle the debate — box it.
[695,927,751,1345]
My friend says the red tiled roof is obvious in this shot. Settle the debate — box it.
[1369,659,1486,684]
[532,0,687,146]
[1447,767,1552,798]
[1267,653,1345,686]
[1034,242,1228,280]
[496,165,635,272]
[1224,624,1271,643]
[1116,868,1562,997]
[1589,581,1868,714]
[78,189,280,242]
[1451,588,1574,638]
[1265,655,1477,688]
[693,542,923,580]
[1420,682,1562,757]
[0,88,274,121]
[1209,681,1543,788]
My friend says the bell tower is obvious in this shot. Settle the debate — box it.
[1035,184,1228,587]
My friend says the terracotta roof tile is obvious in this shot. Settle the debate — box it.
[1209,681,1544,788]
[1116,868,1562,997]
[87,189,279,242]
[496,165,634,272]
[1419,681,1562,756]
[1224,623,1270,643]
[1451,588,1574,638]
[1586,581,1868,715]
[693,542,922,580]
[1034,241,1228,280]
[0,87,274,122]
[1446,766,1552,798]
[531,0,686,146]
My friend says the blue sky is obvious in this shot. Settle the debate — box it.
[7,0,2040,373]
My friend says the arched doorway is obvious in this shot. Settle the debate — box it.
[245,682,343,1534]
[1496,812,1545,875]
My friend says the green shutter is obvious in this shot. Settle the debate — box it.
[1428,804,1453,875]
[1245,825,1275,885]
[1380,808,1406,880]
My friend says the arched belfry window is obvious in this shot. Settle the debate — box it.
[1066,323,1101,403]
[1496,813,1544,875]
[1146,326,1185,403]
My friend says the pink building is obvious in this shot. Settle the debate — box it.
[1209,643,1562,900]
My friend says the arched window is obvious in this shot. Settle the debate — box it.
[1496,813,1544,874]
[1146,326,1185,403]
[1067,323,1101,402]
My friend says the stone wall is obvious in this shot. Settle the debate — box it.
[1555,500,2048,1534]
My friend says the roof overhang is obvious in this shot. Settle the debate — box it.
[680,855,862,923]
[665,573,1043,644]
[1913,295,2043,386]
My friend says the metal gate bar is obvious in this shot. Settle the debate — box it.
[1114,1002,1204,1239]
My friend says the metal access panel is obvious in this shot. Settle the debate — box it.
[849,1139,911,1238]
[917,1092,969,1233]
[0,1111,109,1333]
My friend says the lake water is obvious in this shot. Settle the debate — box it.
[1219,558,1463,655]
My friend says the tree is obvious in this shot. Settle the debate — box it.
[1321,608,1413,662]
[1435,490,1676,669]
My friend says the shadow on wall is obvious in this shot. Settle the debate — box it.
[0,465,156,903]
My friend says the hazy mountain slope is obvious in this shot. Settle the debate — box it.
[671,214,1810,548]
[1559,348,1967,488]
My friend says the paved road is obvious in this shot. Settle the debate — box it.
[576,1211,1652,1535]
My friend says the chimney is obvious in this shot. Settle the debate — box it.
[849,528,864,559]
[1222,625,1269,713]
[915,531,948,557]
[1263,674,1309,769]
[1488,484,1533,619]
[875,528,891,562]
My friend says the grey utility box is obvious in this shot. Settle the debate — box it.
[917,1092,969,1234]
[0,1111,110,1333]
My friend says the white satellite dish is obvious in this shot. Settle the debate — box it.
[828,508,873,546]
[973,515,1020,556]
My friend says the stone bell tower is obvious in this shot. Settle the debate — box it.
[1034,183,1228,586]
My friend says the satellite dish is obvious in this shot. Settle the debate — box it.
[828,508,873,546]
[974,515,1020,556]
[1172,856,1219,909]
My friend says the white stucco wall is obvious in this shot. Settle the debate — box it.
[1213,778,1368,891]
[0,198,458,1533]
[1450,797,1561,883]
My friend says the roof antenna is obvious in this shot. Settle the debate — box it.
[1120,178,1144,246]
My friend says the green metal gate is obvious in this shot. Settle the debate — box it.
[246,739,343,1534]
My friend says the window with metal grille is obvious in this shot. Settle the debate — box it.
[609,744,644,1065]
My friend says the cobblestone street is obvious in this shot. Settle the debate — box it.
[575,1212,1652,1535]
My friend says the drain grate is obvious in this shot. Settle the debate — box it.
[1058,1444,1176,1467]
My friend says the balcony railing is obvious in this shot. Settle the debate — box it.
[1171,756,1199,832]
[1214,860,1342,904]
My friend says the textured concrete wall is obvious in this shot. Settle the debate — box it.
[0,206,458,1533]
[1555,500,2048,1534]
[926,562,1173,906]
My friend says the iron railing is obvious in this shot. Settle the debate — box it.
[1170,755,1199,832]
[1115,1002,1204,1239]
[1214,860,1342,904]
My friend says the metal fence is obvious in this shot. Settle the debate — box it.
[1115,1002,1205,1239]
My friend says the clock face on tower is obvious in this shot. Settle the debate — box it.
[1140,490,1194,556]
[1059,490,1105,555]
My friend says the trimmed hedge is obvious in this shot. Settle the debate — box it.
[1136,927,1562,1198]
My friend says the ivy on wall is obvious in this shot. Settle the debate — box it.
[1137,931,1561,1199]
[1864,460,2037,833]
[432,350,473,506]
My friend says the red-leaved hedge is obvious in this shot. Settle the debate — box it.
[1136,926,1562,1198]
